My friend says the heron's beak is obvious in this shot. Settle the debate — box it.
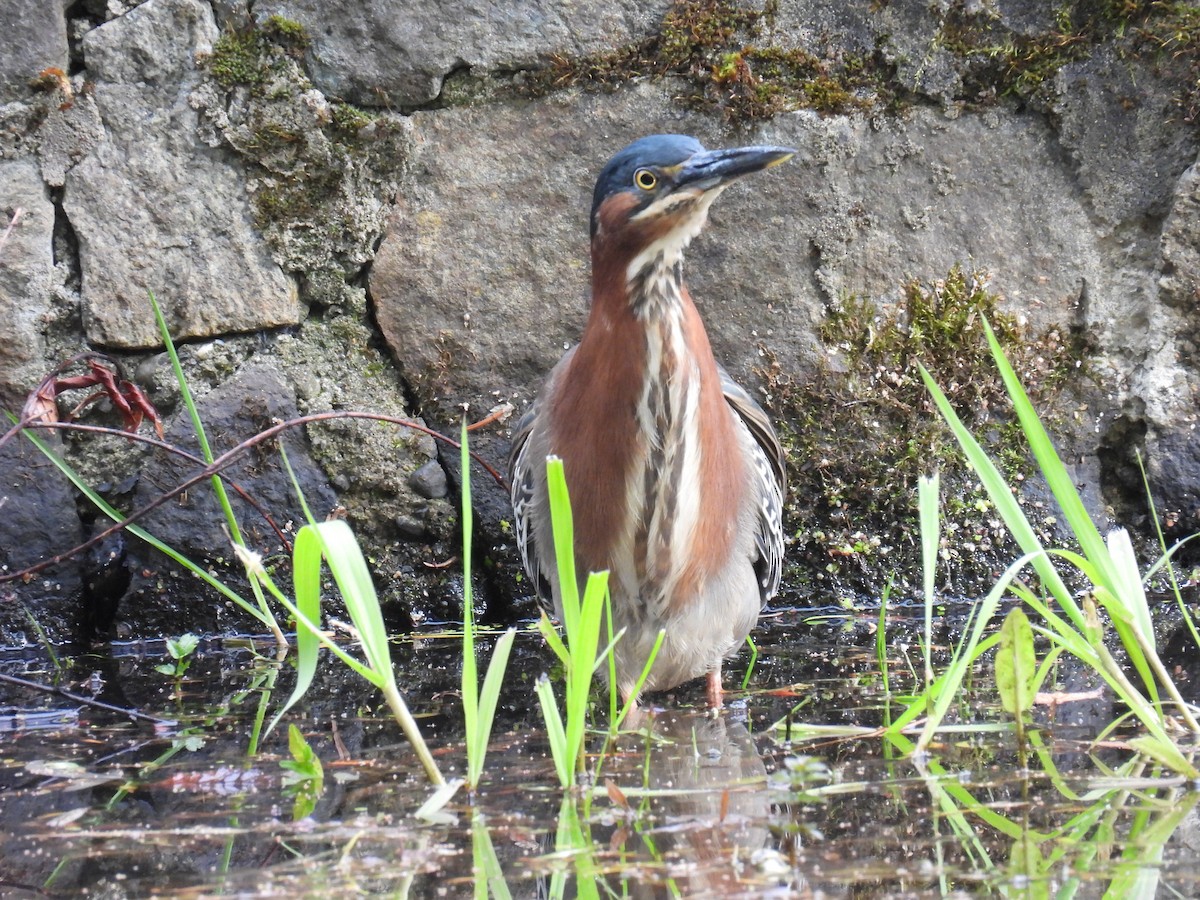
[673,145,796,193]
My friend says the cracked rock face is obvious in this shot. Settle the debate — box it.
[63,0,302,349]
[0,159,55,408]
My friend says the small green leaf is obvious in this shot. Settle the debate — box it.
[280,724,324,821]
[996,606,1037,717]
[168,633,200,659]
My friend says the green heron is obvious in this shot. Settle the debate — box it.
[509,134,792,708]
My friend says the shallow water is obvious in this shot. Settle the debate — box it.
[1,608,1198,898]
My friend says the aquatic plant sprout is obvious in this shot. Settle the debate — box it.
[535,456,664,790]
[536,455,612,788]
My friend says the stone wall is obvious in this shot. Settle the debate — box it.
[1,0,1197,642]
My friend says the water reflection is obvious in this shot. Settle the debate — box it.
[601,711,774,896]
[3,626,1200,897]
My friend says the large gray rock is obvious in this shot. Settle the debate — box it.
[1160,156,1200,352]
[63,0,302,349]
[253,0,671,106]
[1054,47,1199,226]
[372,81,1104,419]
[1141,154,1200,534]
[0,158,54,408]
[0,0,69,105]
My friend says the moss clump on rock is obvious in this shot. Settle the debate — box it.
[208,16,310,92]
[522,0,889,120]
[762,267,1082,601]
[519,0,1200,121]
[941,0,1200,109]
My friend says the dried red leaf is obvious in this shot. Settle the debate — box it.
[605,777,630,810]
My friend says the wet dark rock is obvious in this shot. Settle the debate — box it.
[0,439,84,645]
[80,531,130,640]
[394,514,428,541]
[122,359,337,637]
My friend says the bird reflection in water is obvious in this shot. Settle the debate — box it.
[597,711,777,898]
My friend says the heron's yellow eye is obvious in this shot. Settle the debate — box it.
[634,168,657,191]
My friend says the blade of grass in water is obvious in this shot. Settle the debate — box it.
[460,421,515,790]
[542,457,612,787]
[269,446,446,785]
[919,325,1200,747]
[918,472,940,689]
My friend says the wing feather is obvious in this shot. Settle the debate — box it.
[719,366,786,606]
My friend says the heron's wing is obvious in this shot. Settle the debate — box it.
[507,400,554,605]
[719,366,786,605]
[508,348,578,607]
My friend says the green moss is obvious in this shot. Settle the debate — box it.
[329,101,376,134]
[205,17,311,92]
[521,0,889,120]
[761,267,1085,598]
[208,29,271,90]
[261,14,311,52]
[938,0,1194,103]
[1132,2,1200,120]
[520,0,1200,120]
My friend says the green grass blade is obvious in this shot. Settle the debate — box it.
[267,524,326,732]
[471,812,513,900]
[564,570,608,776]
[888,549,1043,740]
[740,634,759,691]
[536,674,570,787]
[473,628,516,786]
[538,612,570,667]
[616,628,665,730]
[918,473,940,688]
[1127,736,1200,778]
[308,520,392,674]
[290,519,445,783]
[981,320,1114,586]
[876,577,893,696]
[1105,528,1153,650]
[460,421,480,785]
[918,364,1085,632]
[149,291,248,549]
[546,457,580,630]
[592,626,628,676]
